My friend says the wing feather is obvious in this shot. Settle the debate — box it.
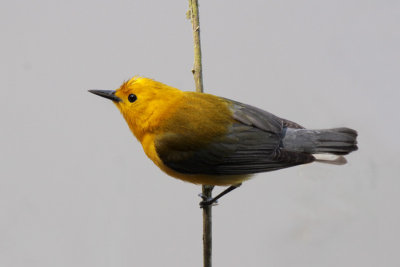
[155,98,313,175]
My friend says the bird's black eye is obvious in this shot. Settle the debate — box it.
[128,94,137,103]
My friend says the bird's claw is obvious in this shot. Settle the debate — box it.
[198,193,207,200]
[198,194,218,208]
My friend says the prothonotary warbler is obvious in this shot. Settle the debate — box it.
[89,77,358,205]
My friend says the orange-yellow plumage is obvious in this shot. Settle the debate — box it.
[89,76,358,187]
[111,77,249,185]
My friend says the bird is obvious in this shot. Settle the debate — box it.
[89,76,358,206]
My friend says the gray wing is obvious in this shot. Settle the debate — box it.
[227,98,305,130]
[155,100,313,175]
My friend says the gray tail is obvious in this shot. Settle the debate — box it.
[282,127,358,155]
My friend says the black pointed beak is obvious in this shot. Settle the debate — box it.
[88,90,122,102]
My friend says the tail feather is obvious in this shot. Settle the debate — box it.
[313,154,347,165]
[282,127,358,156]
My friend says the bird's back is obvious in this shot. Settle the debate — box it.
[153,93,316,185]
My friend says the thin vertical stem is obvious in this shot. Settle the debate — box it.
[201,185,213,267]
[188,1,213,267]
[188,0,204,93]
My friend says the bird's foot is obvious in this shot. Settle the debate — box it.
[198,193,219,208]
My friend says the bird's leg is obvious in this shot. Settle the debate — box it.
[199,183,242,208]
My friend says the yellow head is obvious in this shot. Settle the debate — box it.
[89,77,184,141]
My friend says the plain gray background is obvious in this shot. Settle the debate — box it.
[1,0,398,266]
